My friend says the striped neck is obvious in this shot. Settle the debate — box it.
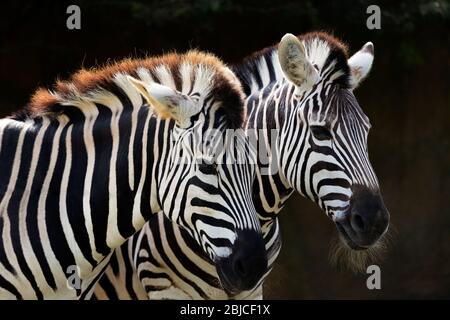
[242,82,295,220]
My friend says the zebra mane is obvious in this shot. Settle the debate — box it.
[20,50,245,128]
[232,32,351,95]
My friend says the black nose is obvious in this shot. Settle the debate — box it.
[336,185,389,248]
[216,229,267,294]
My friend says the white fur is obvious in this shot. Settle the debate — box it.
[302,37,331,70]
[348,42,374,89]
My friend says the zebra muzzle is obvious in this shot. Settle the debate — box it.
[214,229,268,295]
[335,185,389,249]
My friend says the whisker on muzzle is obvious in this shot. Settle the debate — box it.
[328,224,395,273]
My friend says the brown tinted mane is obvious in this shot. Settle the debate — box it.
[26,50,245,127]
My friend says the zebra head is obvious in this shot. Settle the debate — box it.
[276,33,389,265]
[127,60,267,293]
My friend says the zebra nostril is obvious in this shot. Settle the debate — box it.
[233,257,247,277]
[352,214,365,232]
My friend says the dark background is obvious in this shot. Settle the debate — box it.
[1,0,449,299]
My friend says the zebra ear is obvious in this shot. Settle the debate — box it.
[348,42,374,89]
[278,33,320,89]
[127,76,200,128]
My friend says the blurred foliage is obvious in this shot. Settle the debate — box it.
[120,0,448,67]
[398,41,425,67]
[94,0,450,30]
[1,0,449,66]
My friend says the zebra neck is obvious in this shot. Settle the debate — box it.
[0,101,161,276]
[245,84,294,218]
[235,46,304,218]
[75,101,167,254]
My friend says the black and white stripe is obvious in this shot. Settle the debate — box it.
[0,51,268,299]
[94,32,388,299]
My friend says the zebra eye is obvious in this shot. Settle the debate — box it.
[310,125,332,140]
[198,160,217,175]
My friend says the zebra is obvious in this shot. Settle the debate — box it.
[93,32,390,299]
[0,50,269,299]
